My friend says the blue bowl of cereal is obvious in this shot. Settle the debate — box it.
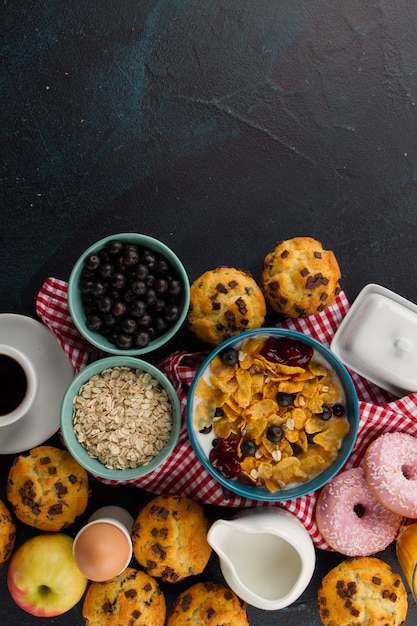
[60,356,181,481]
[186,328,359,501]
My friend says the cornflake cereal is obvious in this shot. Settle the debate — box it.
[194,335,349,492]
[73,366,172,470]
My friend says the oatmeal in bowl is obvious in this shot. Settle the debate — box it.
[61,357,181,480]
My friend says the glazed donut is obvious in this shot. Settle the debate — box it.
[364,431,417,518]
[315,467,402,556]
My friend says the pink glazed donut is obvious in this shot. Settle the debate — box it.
[315,467,402,556]
[364,431,417,518]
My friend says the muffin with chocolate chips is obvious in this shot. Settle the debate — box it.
[131,495,212,583]
[261,237,342,317]
[187,266,266,346]
[318,556,408,626]
[0,499,16,567]
[167,581,249,626]
[6,445,89,532]
[82,567,166,626]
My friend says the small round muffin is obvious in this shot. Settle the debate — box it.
[6,445,89,531]
[187,266,266,345]
[317,557,408,626]
[167,581,249,626]
[132,495,212,582]
[261,237,342,317]
[82,567,166,626]
[0,499,16,567]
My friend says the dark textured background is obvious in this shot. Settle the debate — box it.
[1,1,417,624]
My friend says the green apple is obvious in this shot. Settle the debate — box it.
[7,533,87,617]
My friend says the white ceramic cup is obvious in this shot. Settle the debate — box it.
[0,344,38,427]
[73,506,134,582]
[207,507,316,611]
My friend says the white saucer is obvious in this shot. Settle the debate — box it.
[0,314,74,454]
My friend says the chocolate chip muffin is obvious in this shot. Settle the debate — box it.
[167,581,249,626]
[6,445,89,531]
[261,237,342,317]
[0,499,16,567]
[83,567,166,626]
[131,495,212,583]
[318,556,408,626]
[187,266,266,345]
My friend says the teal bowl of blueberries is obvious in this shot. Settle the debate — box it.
[186,328,359,502]
[67,233,190,356]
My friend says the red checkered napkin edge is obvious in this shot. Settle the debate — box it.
[36,277,417,549]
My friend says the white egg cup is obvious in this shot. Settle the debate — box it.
[73,506,134,581]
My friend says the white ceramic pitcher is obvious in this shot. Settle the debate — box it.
[207,507,316,610]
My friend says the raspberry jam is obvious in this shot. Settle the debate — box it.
[209,437,242,479]
[259,336,314,367]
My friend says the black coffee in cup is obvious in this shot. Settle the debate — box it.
[0,354,28,415]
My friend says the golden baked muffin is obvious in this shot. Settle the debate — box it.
[82,567,166,626]
[261,237,342,317]
[317,556,408,626]
[6,445,89,531]
[187,266,266,345]
[0,499,16,567]
[167,581,249,626]
[131,494,212,582]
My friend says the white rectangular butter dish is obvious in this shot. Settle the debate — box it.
[330,284,417,396]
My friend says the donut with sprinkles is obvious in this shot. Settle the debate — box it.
[364,431,417,518]
[315,466,402,556]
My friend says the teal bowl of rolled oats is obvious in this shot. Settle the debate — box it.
[60,356,181,481]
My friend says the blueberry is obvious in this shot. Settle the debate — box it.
[168,280,183,297]
[133,264,149,280]
[111,301,126,317]
[137,313,153,328]
[105,240,124,256]
[163,304,180,323]
[97,296,112,313]
[132,280,147,296]
[99,263,115,279]
[120,318,138,335]
[86,314,102,332]
[111,273,127,290]
[276,392,296,407]
[332,403,345,417]
[141,249,157,270]
[156,259,170,274]
[80,279,93,294]
[134,331,151,348]
[144,289,157,306]
[91,281,107,298]
[85,254,100,270]
[154,277,168,295]
[266,425,284,443]
[116,333,133,350]
[316,405,333,421]
[241,440,257,456]
[122,248,140,267]
[153,317,168,333]
[129,299,146,318]
[220,348,238,366]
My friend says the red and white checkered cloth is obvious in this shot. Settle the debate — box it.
[36,277,417,550]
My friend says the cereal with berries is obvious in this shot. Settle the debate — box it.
[193,334,349,492]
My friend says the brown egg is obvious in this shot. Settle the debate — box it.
[73,522,132,582]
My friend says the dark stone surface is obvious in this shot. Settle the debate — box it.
[1,1,417,623]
